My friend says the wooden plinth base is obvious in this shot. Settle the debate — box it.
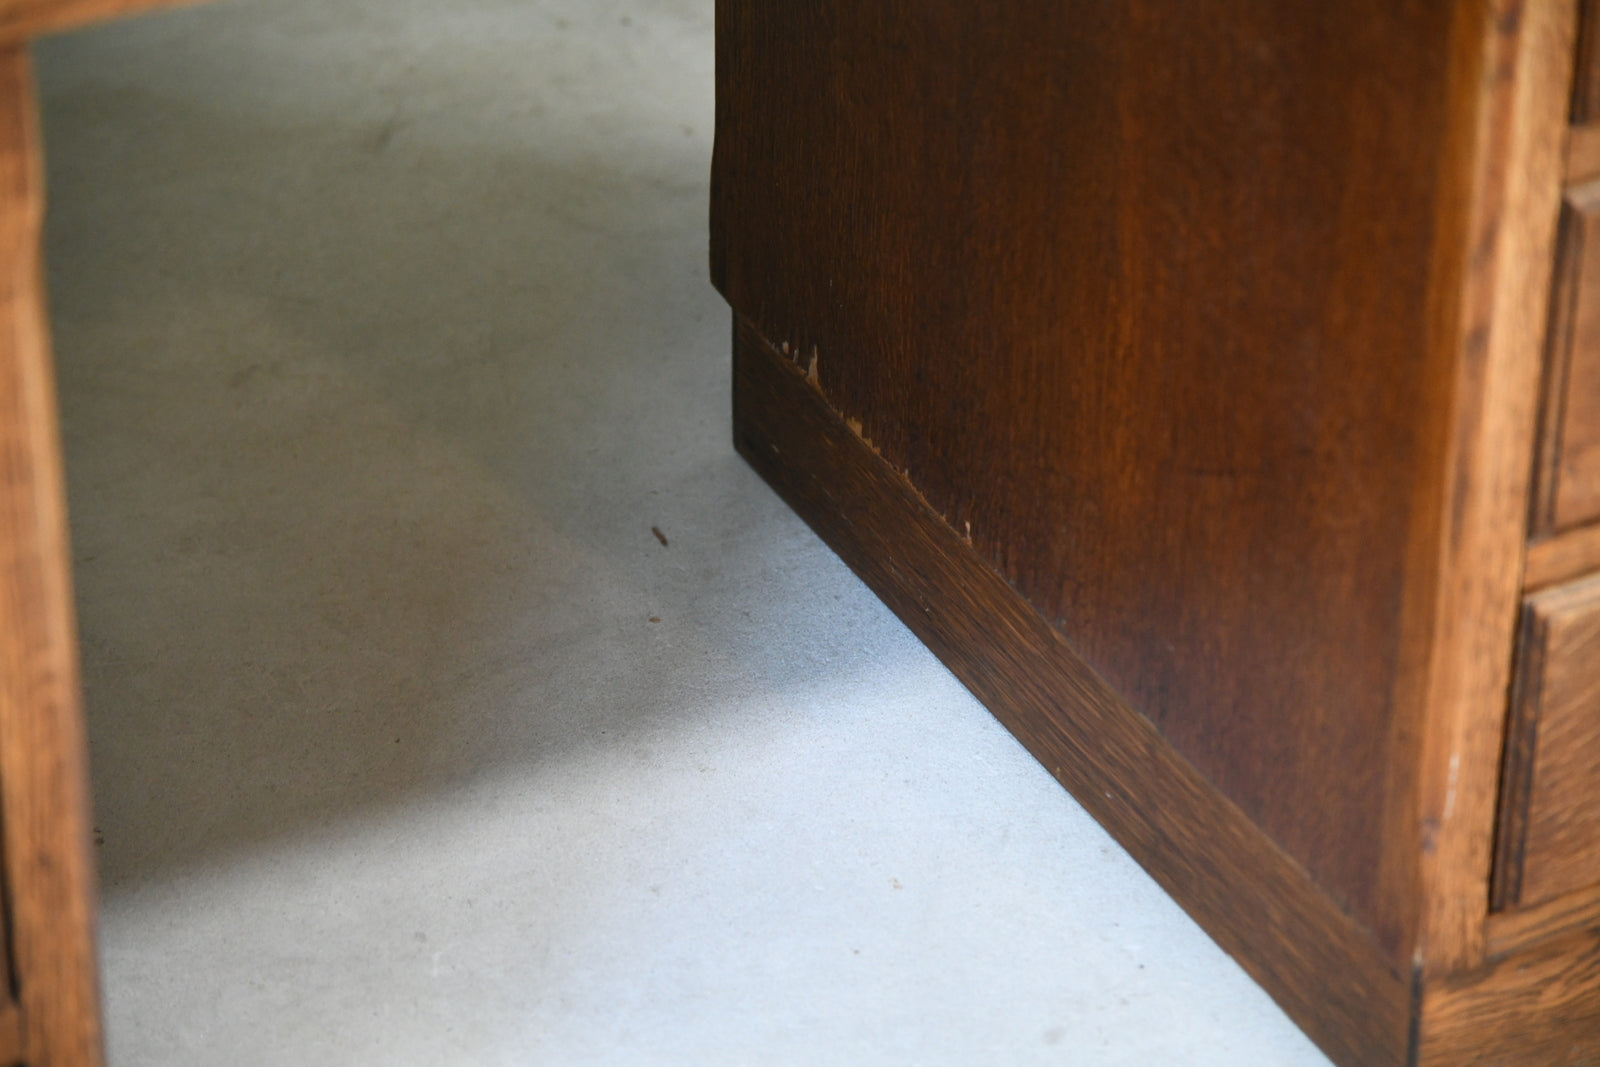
[730,314,1413,1065]
[732,312,1600,1066]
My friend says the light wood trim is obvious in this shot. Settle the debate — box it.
[0,999,25,1066]
[1487,882,1600,956]
[733,317,1413,1067]
[1525,522,1600,589]
[1418,926,1600,1065]
[0,45,103,1067]
[1565,122,1600,182]
[0,0,196,43]
[1404,0,1576,975]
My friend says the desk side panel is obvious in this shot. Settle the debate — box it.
[712,0,1470,962]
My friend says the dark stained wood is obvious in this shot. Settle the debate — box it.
[0,45,103,1067]
[1575,0,1600,123]
[1533,180,1600,534]
[712,0,1566,973]
[1494,575,1600,909]
[1491,595,1542,912]
[1418,926,1600,1066]
[733,316,1414,1067]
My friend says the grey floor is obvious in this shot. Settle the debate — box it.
[36,2,1332,1064]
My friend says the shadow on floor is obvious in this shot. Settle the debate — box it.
[39,0,915,891]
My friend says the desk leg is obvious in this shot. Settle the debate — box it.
[0,44,103,1067]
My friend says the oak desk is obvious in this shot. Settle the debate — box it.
[715,2,1600,1063]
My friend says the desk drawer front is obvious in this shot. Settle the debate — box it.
[1536,182,1600,534]
[1497,574,1600,909]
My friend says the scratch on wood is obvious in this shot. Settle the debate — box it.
[844,415,870,447]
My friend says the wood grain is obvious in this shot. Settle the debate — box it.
[1487,880,1600,956]
[0,0,196,43]
[1418,926,1600,1065]
[1524,521,1600,590]
[1403,0,1576,974]
[1494,575,1600,909]
[0,44,103,1067]
[1533,179,1600,534]
[732,316,1413,1067]
[712,0,1569,975]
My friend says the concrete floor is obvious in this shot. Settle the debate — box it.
[36,2,1333,1064]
